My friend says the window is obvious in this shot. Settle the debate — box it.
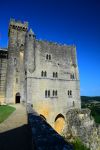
[41,71,43,77]
[49,55,51,60]
[68,90,72,98]
[53,72,58,78]
[45,90,47,97]
[46,54,51,60]
[56,72,58,78]
[52,90,58,97]
[70,90,72,96]
[46,54,48,60]
[55,90,57,96]
[70,73,75,79]
[48,90,50,97]
[44,71,47,77]
[45,90,58,98]
[53,90,55,96]
[45,90,50,98]
[53,72,55,77]
[41,71,47,77]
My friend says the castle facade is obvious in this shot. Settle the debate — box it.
[0,19,81,132]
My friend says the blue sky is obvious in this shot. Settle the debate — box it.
[0,0,100,96]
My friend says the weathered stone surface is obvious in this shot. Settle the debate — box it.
[0,19,81,133]
[27,105,74,150]
[64,109,100,150]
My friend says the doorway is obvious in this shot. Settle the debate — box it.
[15,93,20,103]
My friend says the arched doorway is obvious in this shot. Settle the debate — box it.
[54,114,65,134]
[40,114,46,121]
[15,92,20,103]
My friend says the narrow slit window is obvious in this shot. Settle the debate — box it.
[68,90,69,95]
[56,72,58,78]
[45,90,47,97]
[49,55,51,60]
[55,90,57,96]
[46,54,48,60]
[48,90,50,97]
[53,90,55,96]
[41,71,44,77]
[53,72,55,77]
[70,90,72,96]
[44,71,47,77]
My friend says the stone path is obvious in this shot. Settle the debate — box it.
[0,104,27,133]
[0,104,32,150]
[0,104,74,150]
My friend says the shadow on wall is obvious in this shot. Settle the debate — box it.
[0,125,32,150]
[28,113,74,150]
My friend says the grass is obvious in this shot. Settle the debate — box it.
[0,105,16,123]
[72,138,90,150]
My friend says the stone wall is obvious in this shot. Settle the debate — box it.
[27,104,74,150]
[63,109,100,150]
[0,49,8,103]
[25,39,81,130]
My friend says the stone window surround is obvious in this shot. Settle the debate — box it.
[45,90,58,98]
[53,72,58,78]
[68,90,72,98]
[45,53,52,61]
[41,71,47,77]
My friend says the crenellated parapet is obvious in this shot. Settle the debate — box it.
[9,18,28,33]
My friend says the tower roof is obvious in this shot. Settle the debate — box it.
[28,28,34,35]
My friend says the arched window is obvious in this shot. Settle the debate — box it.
[44,71,47,77]
[53,90,55,96]
[68,90,70,95]
[73,74,74,79]
[70,90,72,95]
[45,90,47,97]
[41,71,44,77]
[48,90,50,97]
[49,55,51,60]
[55,90,57,96]
[46,54,48,60]
[56,72,58,78]
[53,72,55,77]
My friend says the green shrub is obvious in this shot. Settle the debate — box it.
[72,138,90,150]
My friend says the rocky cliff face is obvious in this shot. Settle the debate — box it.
[63,109,100,150]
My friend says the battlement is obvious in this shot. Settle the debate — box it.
[9,18,28,32]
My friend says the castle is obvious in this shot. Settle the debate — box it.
[0,19,81,133]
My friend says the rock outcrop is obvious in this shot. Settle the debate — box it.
[64,109,100,150]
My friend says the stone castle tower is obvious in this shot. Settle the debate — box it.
[0,19,81,133]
